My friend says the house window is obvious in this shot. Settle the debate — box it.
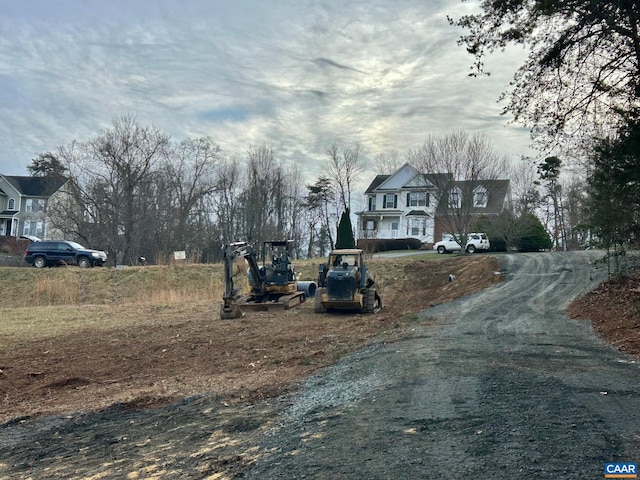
[365,220,376,230]
[383,194,397,209]
[8,198,15,210]
[473,186,488,207]
[368,196,377,211]
[409,218,425,236]
[448,187,461,209]
[22,220,43,237]
[37,199,46,212]
[390,221,398,231]
[408,192,428,207]
[25,199,33,212]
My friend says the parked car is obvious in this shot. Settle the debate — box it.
[24,240,107,268]
[434,233,491,254]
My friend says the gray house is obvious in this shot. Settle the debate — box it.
[0,175,68,239]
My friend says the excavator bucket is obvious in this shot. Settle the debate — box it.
[220,302,242,319]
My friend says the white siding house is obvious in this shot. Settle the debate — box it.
[0,175,68,239]
[357,163,446,244]
[356,163,511,246]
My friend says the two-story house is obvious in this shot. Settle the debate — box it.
[356,163,511,246]
[0,175,68,239]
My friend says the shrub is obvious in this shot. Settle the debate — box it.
[516,213,553,251]
[357,238,423,253]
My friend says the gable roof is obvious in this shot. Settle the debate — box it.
[436,179,511,215]
[364,174,390,194]
[363,167,451,194]
[2,175,67,197]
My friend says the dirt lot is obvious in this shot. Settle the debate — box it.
[1,252,639,479]
[0,255,500,424]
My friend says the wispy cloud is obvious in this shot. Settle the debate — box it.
[0,0,532,185]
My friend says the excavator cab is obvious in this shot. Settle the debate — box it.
[261,241,296,288]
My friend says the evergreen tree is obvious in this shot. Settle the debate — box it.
[516,213,553,252]
[335,209,356,249]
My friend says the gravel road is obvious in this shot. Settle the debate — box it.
[245,251,640,479]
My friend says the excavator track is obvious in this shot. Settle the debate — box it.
[237,291,306,312]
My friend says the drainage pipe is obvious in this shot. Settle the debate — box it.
[297,281,317,298]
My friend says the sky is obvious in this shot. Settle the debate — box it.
[0,0,532,190]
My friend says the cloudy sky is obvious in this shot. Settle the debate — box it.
[0,0,532,187]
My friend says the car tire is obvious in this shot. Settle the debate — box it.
[466,245,476,254]
[78,257,92,268]
[437,246,446,254]
[33,256,47,268]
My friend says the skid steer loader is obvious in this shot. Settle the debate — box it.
[314,248,382,314]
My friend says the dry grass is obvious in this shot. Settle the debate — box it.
[0,264,226,308]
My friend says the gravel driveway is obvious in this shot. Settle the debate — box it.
[246,251,640,479]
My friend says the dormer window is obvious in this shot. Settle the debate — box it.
[473,186,488,208]
[8,198,15,210]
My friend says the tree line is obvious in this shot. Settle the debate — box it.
[30,115,592,265]
[30,115,368,265]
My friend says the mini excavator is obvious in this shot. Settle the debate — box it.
[220,240,315,319]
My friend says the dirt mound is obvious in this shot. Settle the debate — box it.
[566,266,640,355]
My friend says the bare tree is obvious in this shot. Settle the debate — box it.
[327,143,365,213]
[55,115,170,264]
[213,157,243,247]
[408,130,508,248]
[163,137,220,253]
[373,150,405,175]
[509,157,542,216]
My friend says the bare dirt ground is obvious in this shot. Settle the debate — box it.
[566,264,640,355]
[1,252,640,479]
[0,255,500,425]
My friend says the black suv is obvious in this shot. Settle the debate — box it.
[24,240,107,268]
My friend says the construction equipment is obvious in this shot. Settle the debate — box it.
[220,240,314,319]
[314,248,382,314]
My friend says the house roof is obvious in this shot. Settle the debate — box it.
[2,175,67,196]
[406,210,429,216]
[435,179,511,215]
[364,175,390,194]
[364,172,452,194]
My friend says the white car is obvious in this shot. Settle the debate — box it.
[434,233,490,254]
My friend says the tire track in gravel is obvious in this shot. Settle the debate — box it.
[245,251,640,479]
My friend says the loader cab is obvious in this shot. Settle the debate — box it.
[331,253,359,270]
[321,249,367,298]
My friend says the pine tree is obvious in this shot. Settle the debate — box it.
[335,209,356,249]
